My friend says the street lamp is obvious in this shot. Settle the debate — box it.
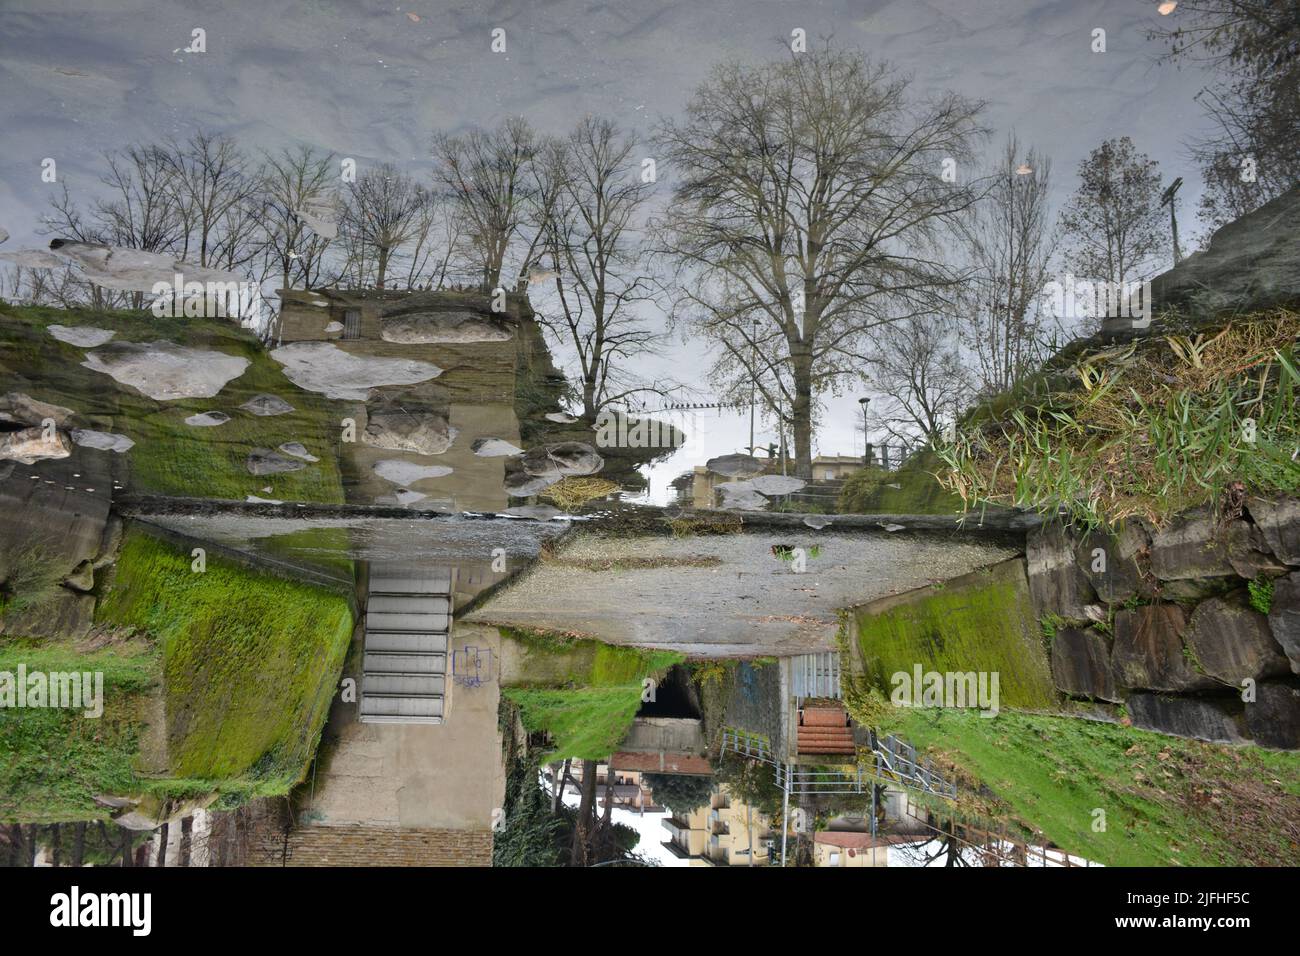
[858,397,872,467]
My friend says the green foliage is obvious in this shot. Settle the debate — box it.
[493,756,563,867]
[900,709,1300,866]
[1248,577,1275,614]
[643,772,715,815]
[713,751,784,819]
[938,313,1300,528]
[0,304,346,502]
[95,528,353,791]
[837,453,963,514]
[0,637,157,823]
[851,562,1058,711]
[0,547,67,615]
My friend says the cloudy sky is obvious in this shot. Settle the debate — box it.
[0,0,1219,496]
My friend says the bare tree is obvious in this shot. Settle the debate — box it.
[433,117,538,291]
[863,312,971,446]
[657,47,985,476]
[533,118,660,420]
[257,145,338,296]
[1149,1,1300,231]
[338,162,430,289]
[958,135,1059,394]
[163,131,262,271]
[1057,137,1167,314]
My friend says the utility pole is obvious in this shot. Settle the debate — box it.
[749,319,759,456]
[1161,177,1184,265]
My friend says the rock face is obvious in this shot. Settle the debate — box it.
[65,560,94,592]
[0,392,76,428]
[1249,496,1300,566]
[239,394,295,417]
[82,341,250,400]
[1149,508,1235,580]
[519,442,603,479]
[1269,573,1300,674]
[70,429,134,453]
[717,480,768,511]
[4,589,96,642]
[1050,627,1119,701]
[1222,520,1288,578]
[270,342,442,401]
[379,310,512,344]
[1245,683,1300,750]
[362,403,457,456]
[184,411,230,427]
[503,470,557,497]
[1111,604,1217,692]
[372,460,453,486]
[1128,692,1249,745]
[1149,184,1300,318]
[1183,595,1290,684]
[705,453,765,478]
[471,437,524,457]
[1075,522,1150,603]
[47,324,116,348]
[277,442,318,462]
[0,427,71,464]
[750,475,807,496]
[1026,522,1098,619]
[246,448,306,476]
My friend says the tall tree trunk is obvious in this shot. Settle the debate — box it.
[51,824,61,867]
[791,343,814,477]
[72,822,86,868]
[571,760,598,867]
[120,828,132,867]
[179,816,192,867]
[156,822,169,867]
[24,824,38,867]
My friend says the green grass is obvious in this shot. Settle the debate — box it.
[937,311,1300,528]
[1248,577,1275,615]
[848,560,1058,715]
[837,452,964,515]
[500,626,682,760]
[0,637,158,823]
[0,303,345,502]
[899,708,1300,866]
[95,527,353,791]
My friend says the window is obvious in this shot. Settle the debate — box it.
[342,309,361,340]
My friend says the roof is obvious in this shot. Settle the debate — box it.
[812,455,864,465]
[814,832,923,850]
[609,752,713,775]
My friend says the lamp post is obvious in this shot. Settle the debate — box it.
[858,397,871,467]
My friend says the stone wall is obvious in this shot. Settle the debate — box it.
[1029,495,1300,750]
[248,823,493,867]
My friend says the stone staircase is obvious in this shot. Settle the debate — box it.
[796,702,855,756]
[359,563,450,724]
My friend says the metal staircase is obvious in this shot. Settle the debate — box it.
[360,563,451,724]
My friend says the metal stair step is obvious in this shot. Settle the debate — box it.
[359,695,444,720]
[363,632,448,654]
[367,594,450,614]
[362,674,446,696]
[362,651,446,674]
[366,609,450,632]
